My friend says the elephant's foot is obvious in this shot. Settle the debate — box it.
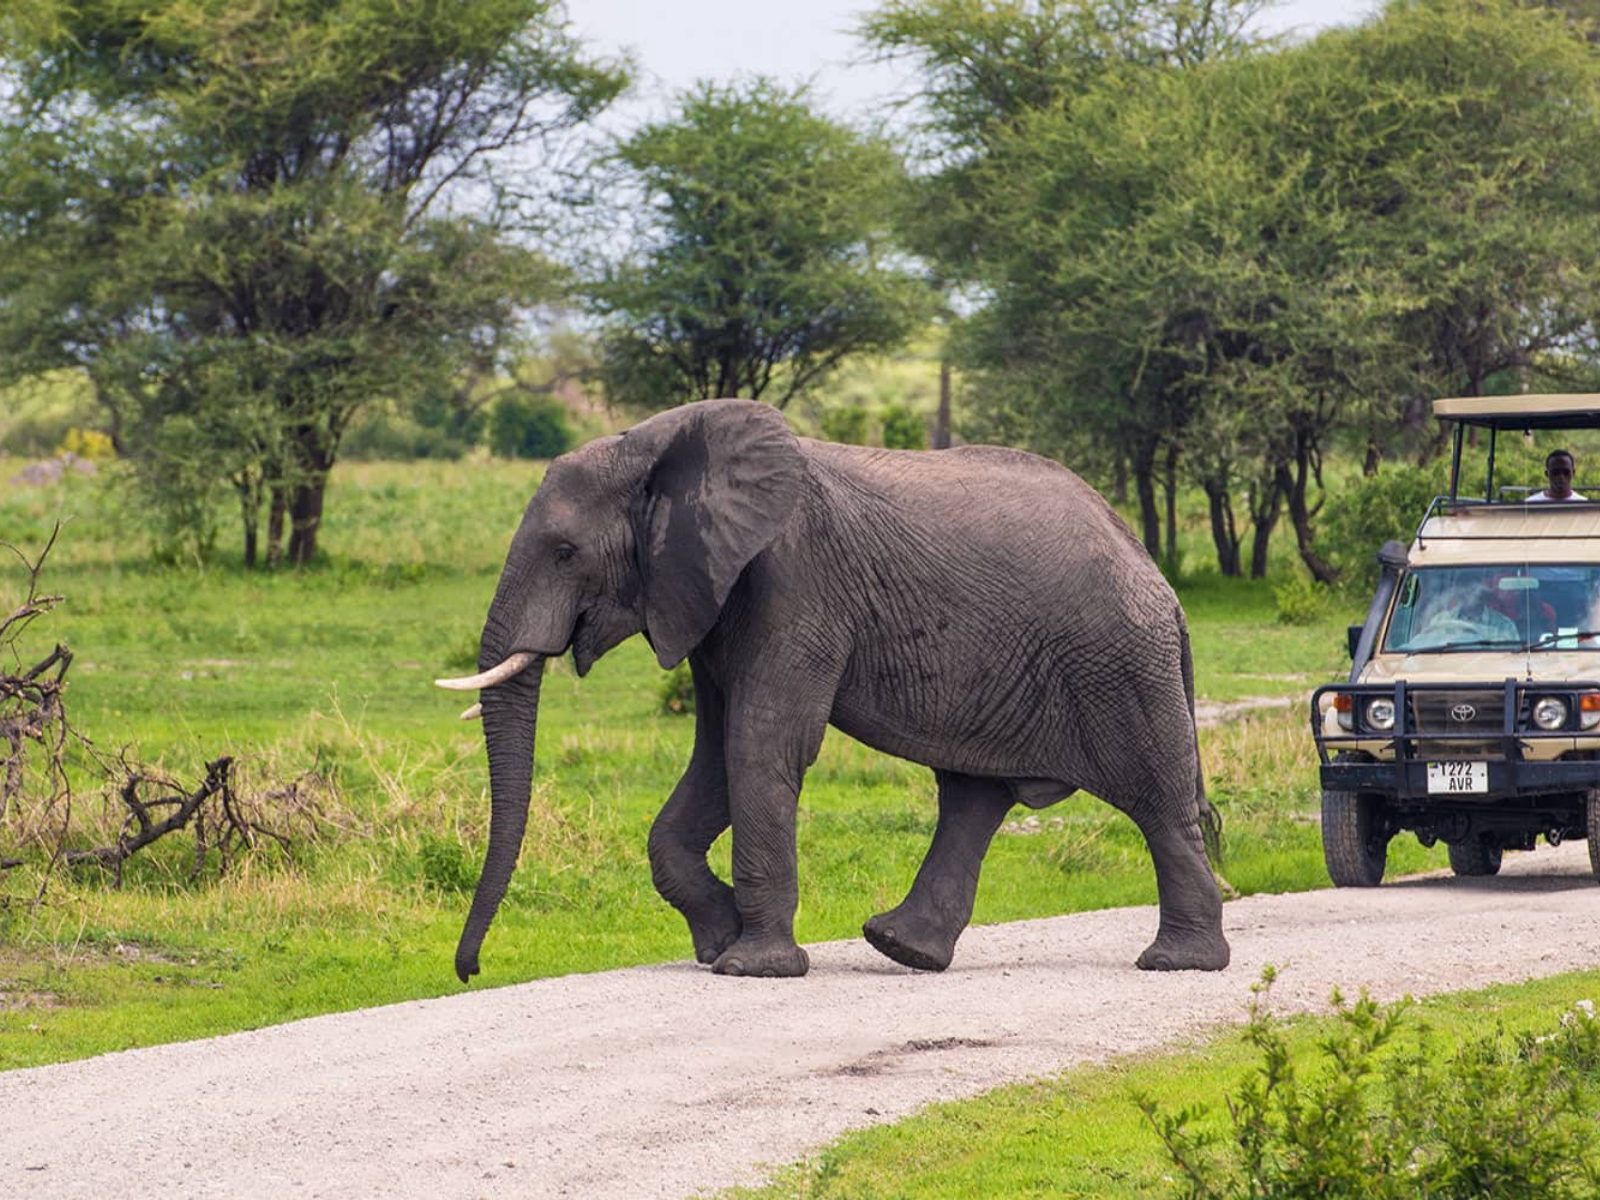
[1135,928,1231,972]
[711,936,810,978]
[862,907,959,972]
[688,906,742,965]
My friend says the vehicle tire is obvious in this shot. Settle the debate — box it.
[1321,788,1389,887]
[1588,788,1600,884]
[1447,835,1503,877]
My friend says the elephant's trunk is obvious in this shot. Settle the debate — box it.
[455,654,545,984]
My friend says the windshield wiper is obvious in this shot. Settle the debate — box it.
[1524,630,1600,651]
[1427,637,1526,652]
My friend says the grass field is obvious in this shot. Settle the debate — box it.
[1,454,1441,1071]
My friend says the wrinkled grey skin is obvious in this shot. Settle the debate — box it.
[454,398,1229,983]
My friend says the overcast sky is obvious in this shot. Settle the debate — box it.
[564,0,1380,128]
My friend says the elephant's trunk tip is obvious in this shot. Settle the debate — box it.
[455,946,481,985]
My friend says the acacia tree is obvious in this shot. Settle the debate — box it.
[0,0,627,565]
[588,79,935,411]
[861,0,1270,562]
[869,0,1600,579]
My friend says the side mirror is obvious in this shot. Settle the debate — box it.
[1347,625,1363,658]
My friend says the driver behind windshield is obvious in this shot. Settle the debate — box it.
[1413,570,1519,646]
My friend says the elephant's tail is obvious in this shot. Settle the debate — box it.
[1179,606,1224,867]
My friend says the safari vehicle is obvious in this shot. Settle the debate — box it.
[1312,394,1600,886]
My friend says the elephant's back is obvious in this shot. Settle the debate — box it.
[803,438,1153,580]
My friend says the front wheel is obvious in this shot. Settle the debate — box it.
[1447,835,1503,877]
[1322,788,1390,887]
[1587,788,1600,883]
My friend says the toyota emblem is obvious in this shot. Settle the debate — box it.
[1450,703,1477,722]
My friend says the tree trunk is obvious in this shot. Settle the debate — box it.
[1248,477,1283,580]
[1204,480,1241,577]
[934,359,952,449]
[238,483,259,570]
[266,486,287,568]
[1163,441,1180,572]
[286,475,327,565]
[1132,440,1160,559]
[1274,441,1337,585]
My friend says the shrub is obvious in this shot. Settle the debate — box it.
[880,403,927,450]
[416,834,477,894]
[55,428,115,460]
[490,394,576,459]
[1142,971,1600,1199]
[1272,574,1330,625]
[1314,459,1448,594]
[659,660,694,715]
[819,405,870,445]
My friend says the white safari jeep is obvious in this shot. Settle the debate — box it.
[1313,394,1600,886]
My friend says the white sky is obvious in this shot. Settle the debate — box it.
[564,0,1381,128]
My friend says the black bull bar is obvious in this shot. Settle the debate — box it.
[1311,679,1600,799]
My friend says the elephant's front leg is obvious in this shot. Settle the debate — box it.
[647,661,740,964]
[710,698,826,978]
[864,770,1015,971]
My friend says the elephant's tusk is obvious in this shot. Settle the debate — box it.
[459,702,483,721]
[434,651,538,691]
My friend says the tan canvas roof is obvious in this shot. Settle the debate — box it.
[1432,394,1600,429]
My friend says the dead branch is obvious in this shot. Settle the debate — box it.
[3,524,327,892]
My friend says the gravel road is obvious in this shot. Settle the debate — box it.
[2,842,1596,1199]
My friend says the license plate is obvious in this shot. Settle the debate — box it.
[1427,761,1488,794]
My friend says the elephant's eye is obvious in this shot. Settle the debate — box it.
[553,542,577,564]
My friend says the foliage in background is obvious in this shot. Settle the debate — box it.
[0,0,627,566]
[588,78,936,412]
[488,394,578,459]
[819,405,873,445]
[867,0,1600,582]
[880,403,928,449]
[1144,972,1600,1198]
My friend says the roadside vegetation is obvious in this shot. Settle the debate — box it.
[729,971,1600,1199]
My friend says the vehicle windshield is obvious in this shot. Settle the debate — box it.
[1383,564,1600,653]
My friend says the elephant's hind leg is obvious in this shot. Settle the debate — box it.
[1123,796,1230,972]
[863,771,1015,971]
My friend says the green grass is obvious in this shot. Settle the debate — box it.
[0,455,1435,1069]
[724,970,1600,1199]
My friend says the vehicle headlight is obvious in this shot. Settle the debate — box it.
[1532,696,1569,731]
[1365,698,1396,731]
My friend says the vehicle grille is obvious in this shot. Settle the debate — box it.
[1409,688,1504,757]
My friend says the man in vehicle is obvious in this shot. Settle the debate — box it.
[1529,449,1585,500]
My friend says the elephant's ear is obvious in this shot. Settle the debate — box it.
[628,399,806,668]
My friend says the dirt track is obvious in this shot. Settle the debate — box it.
[2,842,1597,1199]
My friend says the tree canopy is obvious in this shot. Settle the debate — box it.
[0,0,628,564]
[587,78,935,411]
[867,0,1600,578]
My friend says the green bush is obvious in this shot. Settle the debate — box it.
[416,834,477,894]
[1272,574,1330,625]
[659,660,694,715]
[1143,972,1600,1199]
[342,410,475,460]
[1314,459,1448,594]
[880,403,927,450]
[489,394,577,459]
[819,405,870,445]
[1316,440,1567,595]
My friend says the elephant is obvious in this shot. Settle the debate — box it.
[436,398,1230,982]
